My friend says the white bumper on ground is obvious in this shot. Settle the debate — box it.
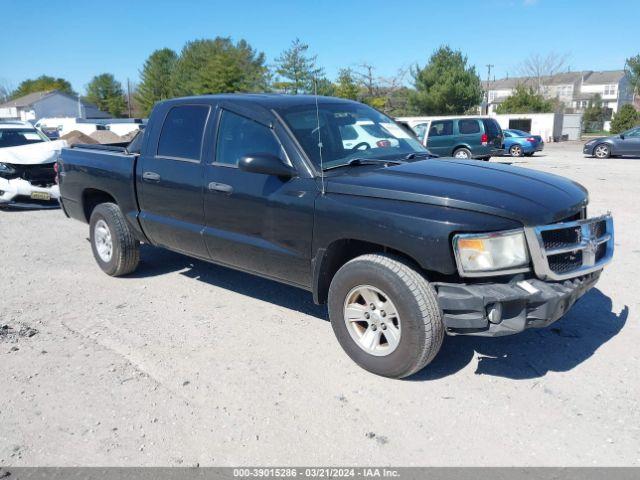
[0,177,60,206]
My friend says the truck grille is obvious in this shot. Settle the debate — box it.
[526,214,614,281]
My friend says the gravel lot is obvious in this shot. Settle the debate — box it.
[0,141,638,466]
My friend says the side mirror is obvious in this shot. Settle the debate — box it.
[619,134,625,140]
[239,154,296,178]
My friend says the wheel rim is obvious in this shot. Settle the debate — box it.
[511,145,522,156]
[454,150,469,158]
[94,219,113,262]
[594,145,608,158]
[343,285,401,357]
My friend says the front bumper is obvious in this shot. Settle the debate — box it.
[435,272,600,337]
[0,177,60,208]
[583,144,595,155]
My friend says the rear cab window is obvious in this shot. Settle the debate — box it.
[157,105,210,161]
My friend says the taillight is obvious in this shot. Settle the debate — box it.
[526,137,536,142]
[376,139,391,148]
[481,133,488,145]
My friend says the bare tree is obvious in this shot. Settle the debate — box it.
[518,52,570,93]
[0,78,13,103]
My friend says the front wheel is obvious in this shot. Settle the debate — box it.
[328,254,444,378]
[594,143,610,159]
[90,203,140,276]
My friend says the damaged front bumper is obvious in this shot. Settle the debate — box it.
[0,177,60,208]
[435,272,600,336]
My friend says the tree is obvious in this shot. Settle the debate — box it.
[273,38,322,94]
[518,52,569,93]
[409,46,483,115]
[171,38,268,97]
[582,94,607,132]
[0,80,12,103]
[334,68,359,100]
[12,75,75,98]
[85,73,127,117]
[135,48,178,116]
[624,55,640,103]
[610,104,640,134]
[495,84,555,114]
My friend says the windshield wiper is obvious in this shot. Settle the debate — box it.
[404,151,438,160]
[323,158,405,171]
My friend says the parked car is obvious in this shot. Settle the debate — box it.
[58,95,614,378]
[583,125,640,158]
[0,121,66,208]
[503,129,544,157]
[339,121,399,150]
[408,117,503,160]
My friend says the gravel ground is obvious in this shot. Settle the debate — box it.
[0,141,638,466]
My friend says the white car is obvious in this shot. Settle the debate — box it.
[340,121,400,150]
[0,121,67,208]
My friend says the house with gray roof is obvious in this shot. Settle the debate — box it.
[0,90,111,121]
[485,70,634,119]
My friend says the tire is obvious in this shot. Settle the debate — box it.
[89,202,140,276]
[509,144,524,157]
[593,143,610,159]
[453,147,472,159]
[328,253,444,378]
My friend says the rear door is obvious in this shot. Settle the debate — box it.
[202,107,316,287]
[137,103,212,258]
[426,120,454,155]
[482,118,504,151]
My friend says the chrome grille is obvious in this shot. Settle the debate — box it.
[525,214,614,281]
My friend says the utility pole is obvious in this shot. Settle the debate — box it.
[484,64,494,114]
[127,78,132,118]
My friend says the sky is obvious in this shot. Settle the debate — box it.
[1,0,639,94]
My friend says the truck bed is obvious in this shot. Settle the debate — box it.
[58,143,145,240]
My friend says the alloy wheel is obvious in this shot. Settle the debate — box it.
[343,285,401,356]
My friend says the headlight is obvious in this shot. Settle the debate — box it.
[453,229,530,276]
[0,162,16,176]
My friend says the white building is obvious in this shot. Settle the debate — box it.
[486,70,634,117]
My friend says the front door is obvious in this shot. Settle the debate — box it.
[203,108,316,287]
[426,120,455,156]
[618,127,640,155]
[137,104,211,258]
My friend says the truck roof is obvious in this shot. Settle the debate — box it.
[158,93,359,112]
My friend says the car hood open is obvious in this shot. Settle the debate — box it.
[0,139,67,165]
[325,158,588,226]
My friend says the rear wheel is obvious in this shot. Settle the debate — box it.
[453,147,472,159]
[89,203,140,276]
[328,253,444,378]
[509,144,524,157]
[594,143,610,159]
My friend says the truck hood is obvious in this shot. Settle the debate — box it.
[0,139,67,165]
[325,158,588,226]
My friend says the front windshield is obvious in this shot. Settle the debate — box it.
[0,128,48,148]
[279,102,427,170]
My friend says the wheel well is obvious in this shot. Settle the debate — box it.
[452,145,471,153]
[313,239,422,305]
[82,189,116,222]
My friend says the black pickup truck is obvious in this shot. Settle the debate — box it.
[58,94,614,378]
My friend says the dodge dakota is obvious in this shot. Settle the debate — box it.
[58,94,614,378]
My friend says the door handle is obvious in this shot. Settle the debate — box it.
[208,182,233,194]
[143,171,161,181]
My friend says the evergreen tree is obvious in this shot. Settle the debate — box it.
[135,48,178,116]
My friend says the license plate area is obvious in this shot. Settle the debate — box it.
[30,191,51,201]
